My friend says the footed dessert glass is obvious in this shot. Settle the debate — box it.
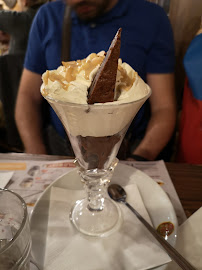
[45,91,151,237]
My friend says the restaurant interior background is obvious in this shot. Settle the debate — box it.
[0,0,202,160]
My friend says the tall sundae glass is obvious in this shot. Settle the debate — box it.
[44,90,151,236]
[41,28,151,236]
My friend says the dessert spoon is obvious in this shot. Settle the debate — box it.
[108,184,196,270]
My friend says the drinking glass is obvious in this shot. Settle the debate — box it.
[0,189,32,269]
[44,87,151,237]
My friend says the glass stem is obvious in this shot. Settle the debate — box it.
[77,159,119,212]
[85,180,106,211]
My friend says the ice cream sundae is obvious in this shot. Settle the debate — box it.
[40,28,151,236]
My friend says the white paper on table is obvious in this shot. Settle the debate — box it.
[44,184,171,270]
[0,171,14,188]
[166,207,202,270]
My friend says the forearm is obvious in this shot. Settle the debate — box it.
[132,73,177,160]
[15,69,47,154]
[15,93,47,154]
[133,107,176,160]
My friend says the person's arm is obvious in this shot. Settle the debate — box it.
[15,68,47,154]
[132,73,177,160]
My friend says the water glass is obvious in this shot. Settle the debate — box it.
[0,188,32,270]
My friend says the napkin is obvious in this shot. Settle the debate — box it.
[0,172,14,188]
[166,207,202,270]
[43,184,171,270]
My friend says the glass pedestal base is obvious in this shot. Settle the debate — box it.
[70,198,122,237]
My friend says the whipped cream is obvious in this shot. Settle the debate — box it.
[41,51,150,105]
[41,52,151,137]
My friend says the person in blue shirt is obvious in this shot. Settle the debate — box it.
[15,0,177,161]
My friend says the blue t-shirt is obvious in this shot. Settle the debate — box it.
[24,0,175,139]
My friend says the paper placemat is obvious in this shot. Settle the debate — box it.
[0,157,186,225]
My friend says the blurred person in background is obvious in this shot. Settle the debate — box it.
[176,21,202,164]
[0,0,47,55]
[15,0,177,161]
[0,0,47,151]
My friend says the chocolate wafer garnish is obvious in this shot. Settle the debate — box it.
[87,28,122,104]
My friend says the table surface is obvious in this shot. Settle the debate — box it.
[0,153,201,218]
[165,162,202,218]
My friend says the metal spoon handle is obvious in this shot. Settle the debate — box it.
[124,201,196,270]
